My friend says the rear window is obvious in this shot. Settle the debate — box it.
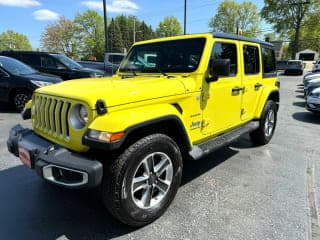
[262,47,276,77]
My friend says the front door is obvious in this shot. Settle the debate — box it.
[0,70,9,102]
[201,40,242,135]
[240,43,262,121]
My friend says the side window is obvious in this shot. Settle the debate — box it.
[211,42,237,76]
[40,56,57,68]
[262,47,276,76]
[21,54,41,67]
[243,45,260,74]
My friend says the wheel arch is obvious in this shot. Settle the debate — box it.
[121,115,192,153]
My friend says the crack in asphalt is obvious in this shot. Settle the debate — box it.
[306,153,320,240]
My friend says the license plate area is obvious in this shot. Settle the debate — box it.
[18,147,32,168]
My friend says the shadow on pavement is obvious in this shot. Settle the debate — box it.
[0,166,134,239]
[295,90,304,93]
[1,144,243,239]
[292,101,305,108]
[0,103,17,114]
[295,95,305,99]
[292,112,320,124]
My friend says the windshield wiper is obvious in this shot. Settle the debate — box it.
[155,67,168,77]
[120,68,137,76]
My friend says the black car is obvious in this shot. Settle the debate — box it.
[0,56,62,111]
[0,51,105,80]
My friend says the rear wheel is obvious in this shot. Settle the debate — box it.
[101,134,183,227]
[12,90,31,112]
[250,100,277,145]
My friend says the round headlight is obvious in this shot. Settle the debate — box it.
[70,104,89,129]
[79,105,88,124]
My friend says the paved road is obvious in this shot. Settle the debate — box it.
[0,74,319,240]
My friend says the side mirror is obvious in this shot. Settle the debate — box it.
[206,59,231,82]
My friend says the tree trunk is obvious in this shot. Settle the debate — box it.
[292,20,301,60]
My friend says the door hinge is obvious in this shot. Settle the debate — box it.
[201,118,210,129]
[241,108,246,116]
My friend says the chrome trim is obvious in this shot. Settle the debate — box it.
[42,164,89,187]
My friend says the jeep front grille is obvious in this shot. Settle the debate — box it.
[34,95,71,140]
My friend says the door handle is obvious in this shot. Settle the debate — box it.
[254,83,263,90]
[232,86,244,95]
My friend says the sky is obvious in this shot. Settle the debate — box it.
[0,0,267,49]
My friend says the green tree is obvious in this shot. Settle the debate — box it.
[74,10,105,60]
[0,30,32,51]
[261,0,313,59]
[108,18,124,52]
[156,16,183,37]
[299,12,320,53]
[115,15,131,51]
[40,17,79,57]
[208,0,260,37]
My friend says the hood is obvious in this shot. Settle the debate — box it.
[22,72,62,83]
[36,75,187,109]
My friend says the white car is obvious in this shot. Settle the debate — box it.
[306,87,320,113]
[312,60,320,72]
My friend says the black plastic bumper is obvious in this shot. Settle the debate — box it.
[7,124,103,188]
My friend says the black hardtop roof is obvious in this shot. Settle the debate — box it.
[1,50,60,55]
[212,32,274,48]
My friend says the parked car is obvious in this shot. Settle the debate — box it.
[303,72,320,85]
[0,56,62,111]
[0,51,105,80]
[305,80,320,97]
[78,53,125,75]
[284,60,304,75]
[306,87,320,113]
[276,60,288,71]
[312,60,320,72]
[7,33,279,226]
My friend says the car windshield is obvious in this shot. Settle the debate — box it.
[119,38,206,74]
[0,56,36,75]
[50,54,83,69]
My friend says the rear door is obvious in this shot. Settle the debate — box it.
[240,43,262,121]
[201,40,242,135]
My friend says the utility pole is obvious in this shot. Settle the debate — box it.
[103,0,108,53]
[133,19,136,43]
[184,0,187,34]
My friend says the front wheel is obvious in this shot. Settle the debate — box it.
[250,100,277,145]
[101,134,183,227]
[12,90,32,112]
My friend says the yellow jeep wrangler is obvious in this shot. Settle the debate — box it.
[7,33,279,226]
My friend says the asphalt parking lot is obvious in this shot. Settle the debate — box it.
[0,74,319,240]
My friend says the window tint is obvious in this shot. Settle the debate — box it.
[108,55,124,64]
[262,47,276,74]
[211,42,237,76]
[21,54,41,67]
[120,38,206,73]
[243,45,260,74]
[40,56,57,68]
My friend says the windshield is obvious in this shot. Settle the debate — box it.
[0,56,36,75]
[119,38,206,73]
[50,54,83,69]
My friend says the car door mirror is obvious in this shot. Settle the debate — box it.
[206,59,231,82]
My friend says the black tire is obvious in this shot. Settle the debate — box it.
[250,100,277,145]
[101,133,183,227]
[12,89,32,112]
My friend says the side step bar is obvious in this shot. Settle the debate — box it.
[189,121,259,160]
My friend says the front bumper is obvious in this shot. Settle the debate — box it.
[7,124,103,188]
[306,96,320,112]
